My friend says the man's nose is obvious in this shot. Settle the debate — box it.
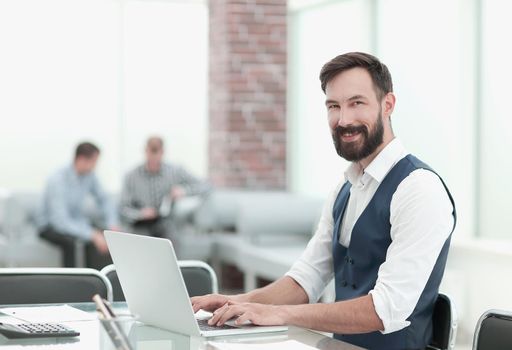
[335,108,352,127]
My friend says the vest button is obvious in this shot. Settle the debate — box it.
[352,283,357,289]
[344,256,349,262]
[349,258,354,264]
[341,280,347,287]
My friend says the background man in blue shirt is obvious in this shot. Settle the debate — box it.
[38,142,119,269]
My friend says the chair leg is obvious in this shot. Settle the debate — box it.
[74,240,86,268]
[244,270,257,293]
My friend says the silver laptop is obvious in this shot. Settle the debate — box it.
[104,231,288,337]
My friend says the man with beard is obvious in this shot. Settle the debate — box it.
[191,52,456,350]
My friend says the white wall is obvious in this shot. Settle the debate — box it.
[0,0,208,193]
[376,0,476,239]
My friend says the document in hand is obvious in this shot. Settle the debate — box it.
[208,339,319,350]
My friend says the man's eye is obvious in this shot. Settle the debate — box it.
[353,101,363,106]
[328,105,339,110]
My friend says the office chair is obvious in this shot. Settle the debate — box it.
[472,309,512,350]
[0,268,113,304]
[427,293,457,350]
[101,260,218,302]
[100,263,125,302]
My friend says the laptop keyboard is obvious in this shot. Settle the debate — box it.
[197,318,237,331]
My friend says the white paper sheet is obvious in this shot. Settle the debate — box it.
[208,339,319,350]
[0,304,97,323]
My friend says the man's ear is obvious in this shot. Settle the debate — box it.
[382,92,396,118]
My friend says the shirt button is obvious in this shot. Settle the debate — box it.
[352,283,357,289]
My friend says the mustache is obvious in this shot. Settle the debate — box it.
[334,125,368,137]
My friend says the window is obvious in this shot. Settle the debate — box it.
[288,0,475,238]
[377,0,475,238]
[288,0,373,197]
[0,0,208,192]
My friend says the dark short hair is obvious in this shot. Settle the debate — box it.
[75,142,100,159]
[319,52,393,100]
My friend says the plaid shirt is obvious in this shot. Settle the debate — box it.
[120,163,210,222]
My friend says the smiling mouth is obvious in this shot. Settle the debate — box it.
[340,130,362,141]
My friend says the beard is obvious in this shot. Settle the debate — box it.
[332,112,384,162]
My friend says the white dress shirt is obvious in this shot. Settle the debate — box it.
[286,138,455,334]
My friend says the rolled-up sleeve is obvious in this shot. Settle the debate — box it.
[369,169,454,334]
[175,166,211,197]
[286,184,341,303]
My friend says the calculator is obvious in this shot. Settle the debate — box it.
[0,322,80,339]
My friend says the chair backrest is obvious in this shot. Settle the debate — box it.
[428,293,457,350]
[178,260,218,297]
[473,309,512,350]
[101,260,218,302]
[100,263,126,302]
[0,268,113,304]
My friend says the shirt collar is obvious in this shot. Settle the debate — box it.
[143,164,163,175]
[68,164,92,181]
[68,164,80,180]
[344,138,408,186]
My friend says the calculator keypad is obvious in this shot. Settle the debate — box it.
[0,322,80,338]
[17,323,71,334]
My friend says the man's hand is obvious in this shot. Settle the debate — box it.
[190,277,309,329]
[191,294,238,313]
[91,230,109,254]
[170,186,186,200]
[207,301,288,327]
[141,207,158,220]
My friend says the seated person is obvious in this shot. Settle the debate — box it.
[38,142,119,269]
[119,136,210,237]
[191,52,456,350]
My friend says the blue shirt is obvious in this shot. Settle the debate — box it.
[38,165,117,240]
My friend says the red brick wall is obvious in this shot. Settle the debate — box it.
[209,0,287,189]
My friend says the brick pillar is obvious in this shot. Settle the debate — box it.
[209,0,287,189]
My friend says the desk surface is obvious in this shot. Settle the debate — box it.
[0,303,365,350]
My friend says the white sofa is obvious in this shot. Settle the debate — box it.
[0,190,324,292]
[0,192,60,267]
[189,190,324,291]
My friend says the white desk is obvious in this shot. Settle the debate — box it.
[0,303,365,350]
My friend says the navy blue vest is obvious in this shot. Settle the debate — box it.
[332,155,456,350]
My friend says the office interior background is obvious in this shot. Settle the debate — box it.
[0,0,511,346]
